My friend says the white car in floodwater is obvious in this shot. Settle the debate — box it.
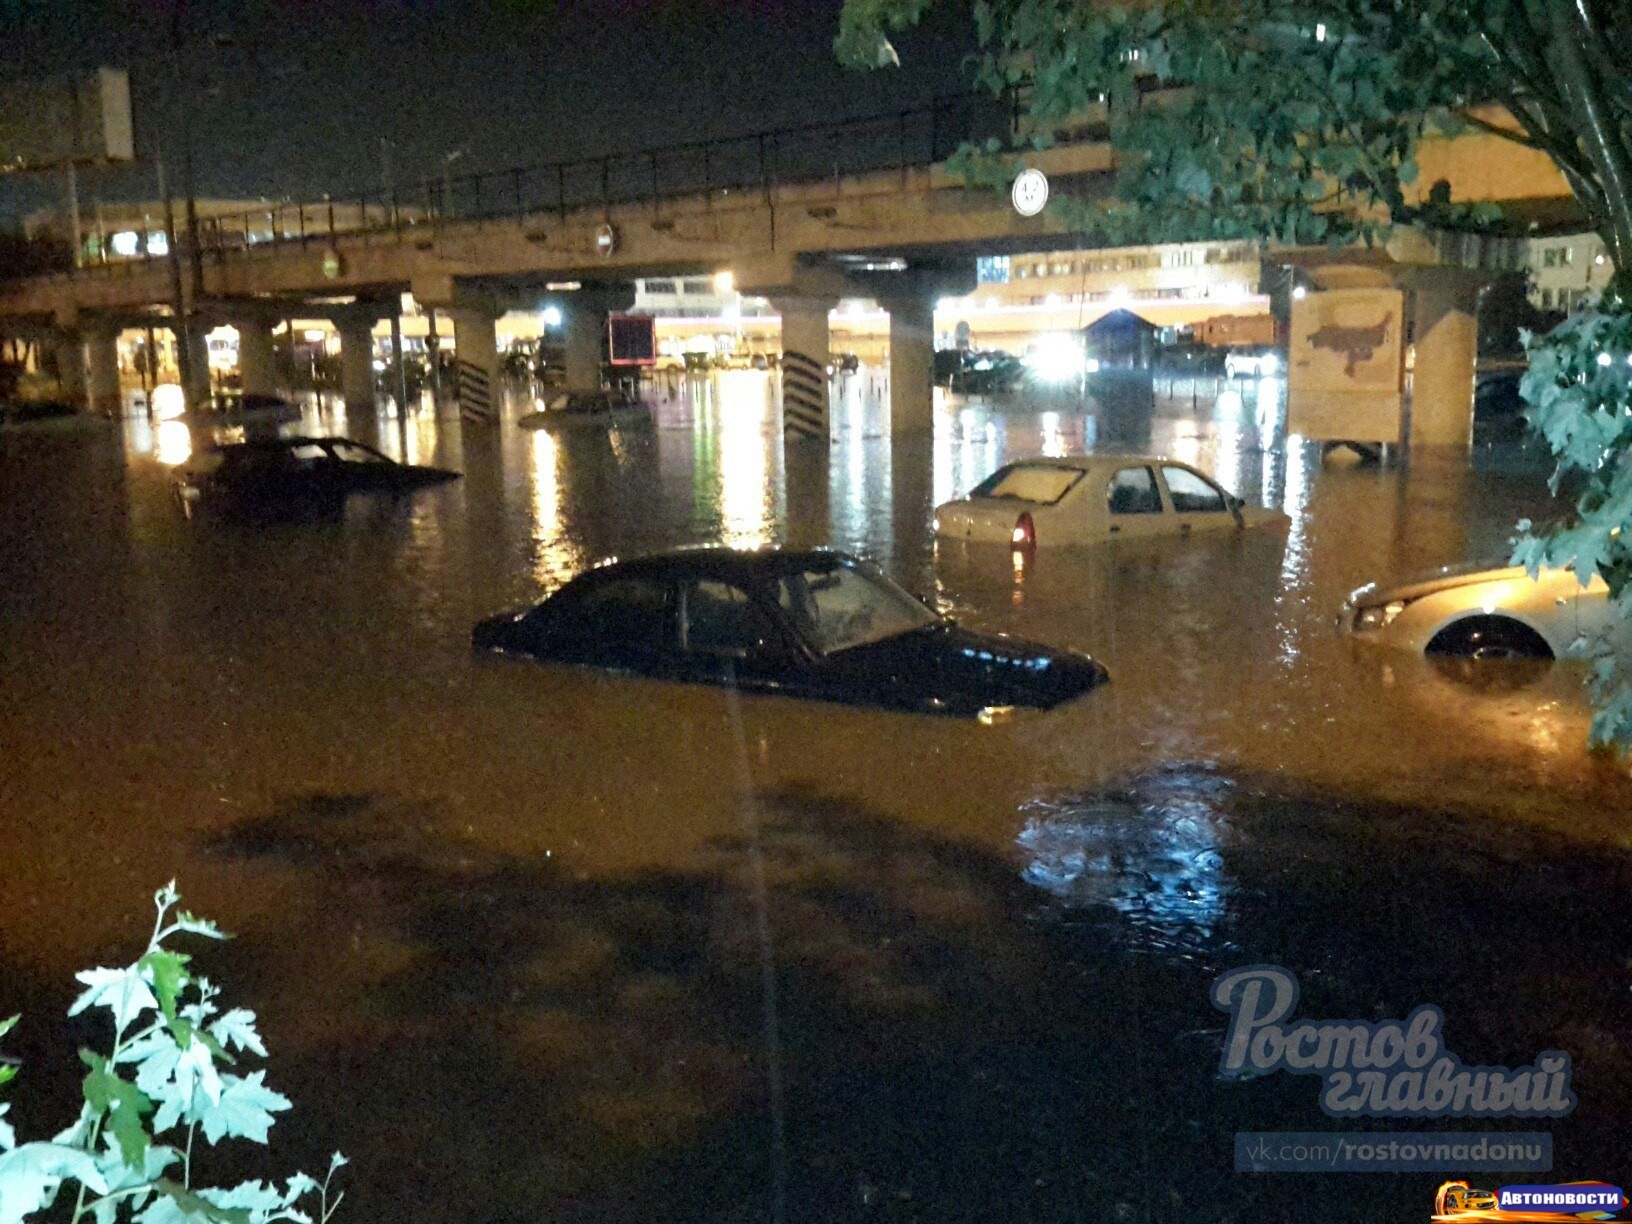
[1342,562,1624,659]
[933,455,1288,548]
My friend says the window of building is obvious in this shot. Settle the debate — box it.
[681,279,712,295]
[643,279,676,295]
[1541,288,1554,309]
[1543,249,1558,268]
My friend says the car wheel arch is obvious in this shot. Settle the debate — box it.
[1425,613,1556,660]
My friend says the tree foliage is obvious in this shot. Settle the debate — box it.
[0,884,344,1224]
[838,1,1629,267]
[839,0,1632,746]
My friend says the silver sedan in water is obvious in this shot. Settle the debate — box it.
[1341,562,1623,660]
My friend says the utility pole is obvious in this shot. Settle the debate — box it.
[156,145,194,408]
[167,0,209,410]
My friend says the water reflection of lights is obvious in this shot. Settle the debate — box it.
[1039,411,1067,457]
[1274,441,1313,667]
[151,385,186,421]
[154,421,193,466]
[124,413,154,456]
[1016,782,1228,952]
[529,427,583,589]
[715,378,775,549]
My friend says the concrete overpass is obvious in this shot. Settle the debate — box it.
[0,95,1582,444]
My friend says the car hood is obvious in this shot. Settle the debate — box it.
[819,621,1109,714]
[391,463,461,486]
[1347,561,1552,607]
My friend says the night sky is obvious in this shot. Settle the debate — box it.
[0,1,977,224]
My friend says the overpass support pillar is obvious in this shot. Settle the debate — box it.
[1407,279,1480,450]
[449,306,499,424]
[177,326,211,407]
[53,330,87,410]
[337,315,379,418]
[882,296,935,434]
[772,295,832,441]
[235,320,278,399]
[563,304,602,394]
[86,328,121,417]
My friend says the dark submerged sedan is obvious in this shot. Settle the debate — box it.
[173,436,460,517]
[473,548,1110,717]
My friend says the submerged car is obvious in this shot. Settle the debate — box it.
[934,455,1287,548]
[473,548,1110,717]
[518,389,649,428]
[1342,561,1622,659]
[173,436,460,517]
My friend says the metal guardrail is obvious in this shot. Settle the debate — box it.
[81,91,1015,273]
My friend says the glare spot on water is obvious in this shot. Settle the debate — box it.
[529,426,584,590]
[716,372,776,549]
[1016,786,1229,952]
[1275,440,1313,669]
[154,420,193,466]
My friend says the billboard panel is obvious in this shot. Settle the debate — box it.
[607,315,656,366]
[1287,288,1404,444]
[0,69,134,169]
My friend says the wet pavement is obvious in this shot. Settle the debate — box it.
[1,372,1629,1222]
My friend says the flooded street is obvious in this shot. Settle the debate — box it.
[2,373,1629,1222]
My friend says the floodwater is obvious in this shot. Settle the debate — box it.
[1,372,1628,1222]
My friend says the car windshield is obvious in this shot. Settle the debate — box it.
[776,559,938,654]
[968,463,1083,504]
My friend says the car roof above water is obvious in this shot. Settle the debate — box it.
[577,546,860,585]
[989,454,1183,473]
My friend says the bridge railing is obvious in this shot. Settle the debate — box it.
[147,91,1012,269]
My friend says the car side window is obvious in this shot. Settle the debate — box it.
[289,443,326,462]
[681,580,766,654]
[330,442,387,464]
[1162,465,1228,513]
[1108,466,1162,515]
[555,577,672,647]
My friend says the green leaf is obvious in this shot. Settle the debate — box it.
[140,951,193,1021]
[70,968,159,1031]
[0,1141,108,1221]
[171,912,226,941]
[135,1179,251,1224]
[81,1053,154,1169]
[198,1073,290,1146]
[208,1010,266,1058]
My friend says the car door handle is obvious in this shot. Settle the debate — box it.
[1180,522,1192,536]
[1109,524,1120,534]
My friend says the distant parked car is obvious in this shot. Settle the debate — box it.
[1473,368,1530,439]
[473,547,1110,717]
[1223,347,1282,378]
[948,350,1026,394]
[934,455,1287,548]
[172,436,459,518]
[1,399,77,424]
[1342,561,1622,660]
[518,389,649,429]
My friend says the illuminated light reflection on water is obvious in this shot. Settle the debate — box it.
[713,372,777,549]
[1017,776,1229,954]
[154,420,193,466]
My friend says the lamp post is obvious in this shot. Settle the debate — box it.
[441,148,466,225]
